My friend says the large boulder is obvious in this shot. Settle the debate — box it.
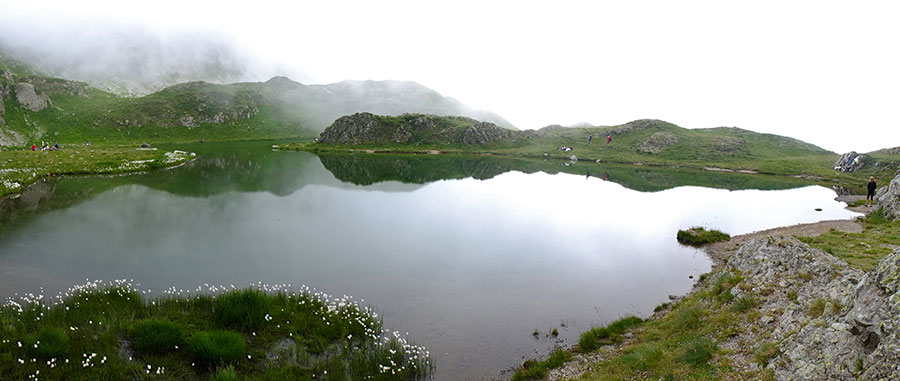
[14,82,50,112]
[875,172,900,220]
[834,151,866,172]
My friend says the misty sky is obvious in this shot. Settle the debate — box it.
[1,0,898,153]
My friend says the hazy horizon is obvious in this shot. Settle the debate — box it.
[1,0,898,153]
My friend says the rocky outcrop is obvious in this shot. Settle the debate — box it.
[319,112,407,145]
[709,137,745,153]
[455,122,513,144]
[876,172,900,220]
[637,132,679,153]
[14,82,50,112]
[877,147,900,155]
[834,151,866,172]
[318,113,511,146]
[723,236,900,380]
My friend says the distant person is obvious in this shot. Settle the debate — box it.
[588,133,593,144]
[54,143,59,150]
[606,135,612,145]
[867,176,877,207]
[31,144,36,151]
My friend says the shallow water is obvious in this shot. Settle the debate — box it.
[0,142,859,379]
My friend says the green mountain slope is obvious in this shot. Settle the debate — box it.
[300,116,900,191]
[0,57,514,146]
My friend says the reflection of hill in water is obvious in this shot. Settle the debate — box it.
[1,143,819,234]
[315,152,815,192]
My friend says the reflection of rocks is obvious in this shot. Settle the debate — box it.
[834,151,866,172]
[876,172,900,220]
[637,132,679,153]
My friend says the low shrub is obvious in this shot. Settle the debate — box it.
[130,319,185,354]
[26,327,70,360]
[213,289,270,330]
[190,331,246,365]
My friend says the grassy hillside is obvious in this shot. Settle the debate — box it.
[0,58,515,147]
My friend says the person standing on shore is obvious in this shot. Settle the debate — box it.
[606,135,612,145]
[867,176,877,207]
[588,133,593,144]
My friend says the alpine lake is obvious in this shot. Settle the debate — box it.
[0,141,860,379]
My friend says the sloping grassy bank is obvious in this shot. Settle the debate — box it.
[0,146,195,196]
[0,281,431,380]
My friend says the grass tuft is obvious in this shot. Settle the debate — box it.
[578,316,643,352]
[26,327,70,360]
[677,337,717,366]
[677,227,730,246]
[213,289,271,330]
[129,318,185,355]
[511,349,568,381]
[210,365,241,381]
[190,330,246,365]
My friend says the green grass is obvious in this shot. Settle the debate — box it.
[0,145,195,196]
[129,319,186,355]
[190,331,246,365]
[578,316,643,353]
[25,327,70,360]
[677,227,731,246]
[797,208,900,270]
[511,349,568,381]
[0,281,432,380]
[212,289,271,330]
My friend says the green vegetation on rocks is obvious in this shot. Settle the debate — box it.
[0,281,431,380]
[677,227,731,246]
[797,208,900,270]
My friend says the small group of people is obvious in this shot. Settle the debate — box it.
[30,142,60,151]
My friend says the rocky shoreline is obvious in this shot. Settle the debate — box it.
[546,173,900,380]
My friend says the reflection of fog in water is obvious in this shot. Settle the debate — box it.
[0,146,860,379]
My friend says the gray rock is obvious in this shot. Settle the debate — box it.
[637,132,679,153]
[876,172,900,220]
[569,155,577,162]
[728,237,900,380]
[834,151,866,172]
[455,121,513,144]
[14,82,50,112]
[140,142,150,148]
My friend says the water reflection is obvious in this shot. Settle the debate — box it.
[0,142,861,379]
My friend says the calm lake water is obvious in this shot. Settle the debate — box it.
[0,142,860,379]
